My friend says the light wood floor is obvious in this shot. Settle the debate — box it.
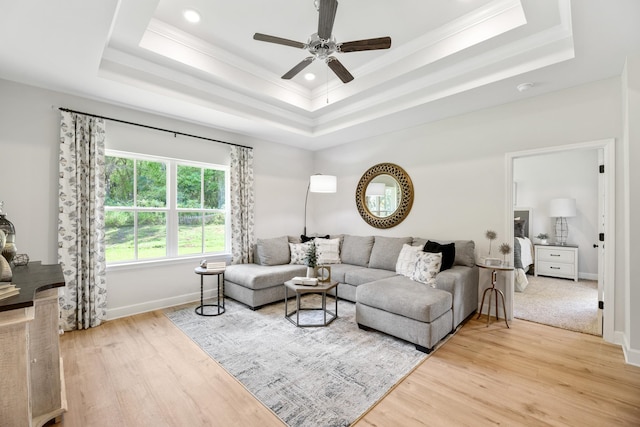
[55,309,640,427]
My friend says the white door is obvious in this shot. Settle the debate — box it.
[596,149,605,336]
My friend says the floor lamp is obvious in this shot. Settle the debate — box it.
[549,198,576,245]
[304,174,337,235]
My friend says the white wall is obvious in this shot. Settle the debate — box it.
[313,77,634,352]
[0,78,313,319]
[622,55,640,365]
[514,150,599,279]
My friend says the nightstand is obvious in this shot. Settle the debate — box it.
[534,244,578,281]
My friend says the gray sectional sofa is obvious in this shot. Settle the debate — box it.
[224,234,478,353]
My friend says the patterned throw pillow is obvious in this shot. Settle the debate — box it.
[395,244,423,277]
[411,252,443,288]
[289,242,311,265]
[315,238,341,264]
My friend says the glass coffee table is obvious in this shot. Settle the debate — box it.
[284,279,339,327]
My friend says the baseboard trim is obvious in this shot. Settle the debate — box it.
[621,333,640,367]
[106,290,218,321]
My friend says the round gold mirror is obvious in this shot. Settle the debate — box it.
[355,163,414,228]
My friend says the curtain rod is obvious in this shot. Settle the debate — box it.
[58,107,252,150]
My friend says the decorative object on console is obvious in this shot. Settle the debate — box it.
[303,174,337,235]
[305,241,318,277]
[0,230,12,281]
[549,198,576,245]
[12,254,29,266]
[0,201,17,264]
[316,265,331,282]
[485,230,497,256]
[536,233,549,244]
[499,242,512,264]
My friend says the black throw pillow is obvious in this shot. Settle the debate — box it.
[423,240,456,271]
[300,234,330,243]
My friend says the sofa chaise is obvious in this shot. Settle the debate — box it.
[224,234,478,352]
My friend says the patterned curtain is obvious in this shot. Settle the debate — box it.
[230,146,255,264]
[58,111,107,330]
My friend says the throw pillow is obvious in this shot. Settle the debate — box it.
[395,244,423,277]
[368,236,413,270]
[289,242,311,265]
[300,234,330,243]
[423,240,455,271]
[340,235,374,267]
[256,236,290,266]
[411,252,442,288]
[315,237,341,264]
[514,219,527,238]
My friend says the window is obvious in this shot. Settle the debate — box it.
[105,150,229,264]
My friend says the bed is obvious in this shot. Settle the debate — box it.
[514,209,535,292]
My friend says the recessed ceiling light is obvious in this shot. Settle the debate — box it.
[304,73,316,81]
[183,9,201,24]
[517,82,534,92]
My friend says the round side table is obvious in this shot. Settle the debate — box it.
[194,267,226,316]
[476,262,513,328]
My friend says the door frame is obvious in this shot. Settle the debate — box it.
[505,138,615,343]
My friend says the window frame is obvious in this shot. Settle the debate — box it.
[105,149,231,266]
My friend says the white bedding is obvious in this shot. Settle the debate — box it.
[515,236,534,292]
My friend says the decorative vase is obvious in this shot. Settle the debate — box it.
[306,266,316,278]
[0,202,16,264]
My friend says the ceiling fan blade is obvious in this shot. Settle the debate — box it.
[253,33,305,49]
[318,0,338,40]
[339,37,392,53]
[327,57,354,83]
[282,57,315,79]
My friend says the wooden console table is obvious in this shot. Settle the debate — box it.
[0,262,67,426]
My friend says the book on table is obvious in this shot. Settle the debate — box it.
[0,283,20,300]
[206,261,226,272]
[291,277,319,286]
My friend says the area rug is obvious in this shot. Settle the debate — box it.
[514,275,599,335]
[165,296,449,427]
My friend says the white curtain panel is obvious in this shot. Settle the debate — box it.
[230,146,255,264]
[58,111,107,330]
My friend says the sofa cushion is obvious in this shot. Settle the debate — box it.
[345,267,397,286]
[315,237,341,264]
[395,243,422,277]
[256,236,290,266]
[340,235,374,267]
[289,242,311,265]
[423,240,455,271]
[413,238,475,268]
[328,263,368,283]
[410,252,442,287]
[356,276,452,323]
[368,236,413,271]
[225,264,306,290]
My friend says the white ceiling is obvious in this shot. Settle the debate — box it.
[1,0,639,150]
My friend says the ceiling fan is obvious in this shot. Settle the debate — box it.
[253,0,391,83]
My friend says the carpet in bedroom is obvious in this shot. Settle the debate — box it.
[514,275,599,335]
[164,295,452,427]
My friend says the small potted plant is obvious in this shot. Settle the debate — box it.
[536,233,549,245]
[305,243,318,278]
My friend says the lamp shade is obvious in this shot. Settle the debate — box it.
[549,198,576,217]
[365,182,385,196]
[309,174,337,193]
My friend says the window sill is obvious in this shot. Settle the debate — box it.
[106,253,232,272]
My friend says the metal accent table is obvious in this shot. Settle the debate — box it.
[194,267,225,316]
[476,262,512,328]
[284,279,338,327]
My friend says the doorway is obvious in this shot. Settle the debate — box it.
[506,139,615,342]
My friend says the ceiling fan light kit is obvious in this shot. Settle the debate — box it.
[253,0,391,83]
